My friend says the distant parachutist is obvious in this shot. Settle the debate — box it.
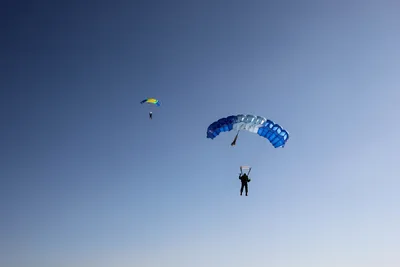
[140,98,160,119]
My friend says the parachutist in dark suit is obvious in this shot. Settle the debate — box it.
[239,173,251,196]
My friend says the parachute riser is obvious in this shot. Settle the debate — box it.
[240,166,252,176]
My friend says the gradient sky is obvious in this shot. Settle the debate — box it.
[1,1,400,267]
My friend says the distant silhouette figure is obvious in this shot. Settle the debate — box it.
[239,173,251,196]
[149,112,153,119]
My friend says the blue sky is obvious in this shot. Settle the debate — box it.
[1,1,400,266]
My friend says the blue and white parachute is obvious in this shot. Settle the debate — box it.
[206,114,289,148]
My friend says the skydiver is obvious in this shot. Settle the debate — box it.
[239,172,251,196]
[149,112,153,119]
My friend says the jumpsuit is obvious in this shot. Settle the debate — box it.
[239,174,250,196]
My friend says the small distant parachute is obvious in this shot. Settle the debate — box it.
[207,114,289,148]
[140,98,161,119]
[140,98,161,106]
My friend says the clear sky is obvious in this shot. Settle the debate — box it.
[1,1,400,267]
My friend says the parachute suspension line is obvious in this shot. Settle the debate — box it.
[231,130,240,146]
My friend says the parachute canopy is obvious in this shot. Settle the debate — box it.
[206,114,289,148]
[140,98,161,106]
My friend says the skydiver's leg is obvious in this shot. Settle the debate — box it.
[245,183,248,196]
[240,183,244,195]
